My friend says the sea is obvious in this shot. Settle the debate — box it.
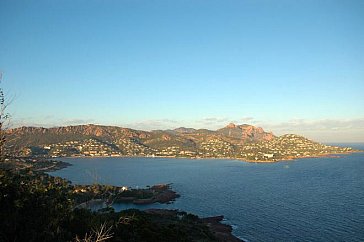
[50,143,364,242]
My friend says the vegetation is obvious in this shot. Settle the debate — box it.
[72,183,179,205]
[0,169,73,241]
[0,76,10,162]
[0,168,223,242]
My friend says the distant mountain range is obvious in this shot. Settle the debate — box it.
[5,123,354,162]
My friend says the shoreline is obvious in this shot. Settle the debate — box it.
[72,183,180,208]
[201,215,244,242]
[44,149,361,242]
[236,150,361,163]
[54,150,361,163]
[145,209,243,242]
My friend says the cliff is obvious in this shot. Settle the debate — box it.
[216,123,275,143]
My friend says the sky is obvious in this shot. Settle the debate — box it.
[0,0,363,142]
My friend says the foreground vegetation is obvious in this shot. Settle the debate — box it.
[0,165,240,242]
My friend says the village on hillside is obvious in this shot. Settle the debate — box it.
[14,131,354,162]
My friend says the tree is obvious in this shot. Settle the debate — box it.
[0,73,10,162]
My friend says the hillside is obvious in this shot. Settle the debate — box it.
[0,168,241,242]
[216,123,275,143]
[6,123,354,162]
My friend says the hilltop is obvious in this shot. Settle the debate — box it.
[6,123,355,162]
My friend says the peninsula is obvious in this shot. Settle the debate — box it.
[6,123,357,162]
[0,167,242,242]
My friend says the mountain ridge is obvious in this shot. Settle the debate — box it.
[6,123,355,162]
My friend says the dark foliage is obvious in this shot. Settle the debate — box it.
[0,169,217,242]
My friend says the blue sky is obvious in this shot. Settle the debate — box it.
[1,0,363,142]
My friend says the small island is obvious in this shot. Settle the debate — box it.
[74,183,180,208]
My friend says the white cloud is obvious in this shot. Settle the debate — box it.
[240,116,255,123]
[259,118,364,142]
[125,119,179,131]
[63,119,95,126]
[197,117,229,124]
[261,118,364,132]
[10,117,95,128]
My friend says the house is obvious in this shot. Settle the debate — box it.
[263,153,274,159]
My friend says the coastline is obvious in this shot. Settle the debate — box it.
[56,149,361,163]
[145,209,244,242]
[236,150,361,163]
[201,215,244,242]
[43,149,361,242]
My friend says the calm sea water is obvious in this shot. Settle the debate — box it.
[51,144,364,242]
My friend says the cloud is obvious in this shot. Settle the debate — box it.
[195,117,230,130]
[126,119,179,131]
[197,117,229,124]
[9,117,49,128]
[9,117,95,128]
[262,118,364,132]
[63,118,95,126]
[239,116,256,123]
[44,115,55,119]
[259,118,364,142]
[197,117,252,124]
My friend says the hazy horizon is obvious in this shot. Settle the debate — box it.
[1,0,363,142]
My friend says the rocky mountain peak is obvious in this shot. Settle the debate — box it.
[217,123,275,143]
[226,123,236,129]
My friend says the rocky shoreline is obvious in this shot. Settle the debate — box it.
[0,168,244,242]
[145,209,243,242]
[72,183,180,207]
[0,157,72,172]
[201,215,243,242]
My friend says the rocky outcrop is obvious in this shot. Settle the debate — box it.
[217,123,275,143]
[201,216,243,242]
[145,209,243,242]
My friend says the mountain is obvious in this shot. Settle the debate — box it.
[216,123,275,143]
[6,124,149,147]
[166,127,196,134]
[5,123,354,162]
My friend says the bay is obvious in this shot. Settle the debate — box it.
[50,144,364,242]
